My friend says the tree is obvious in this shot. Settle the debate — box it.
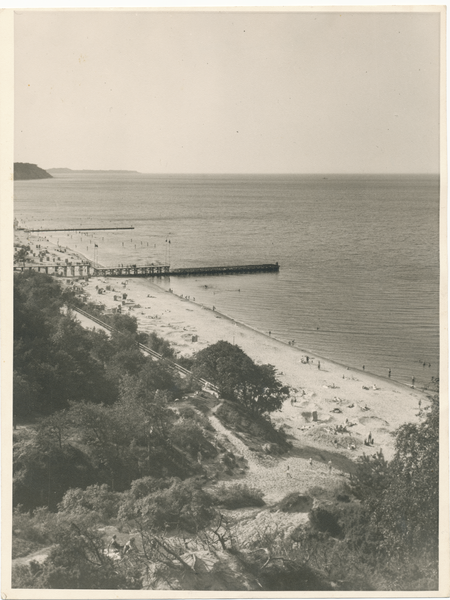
[13,426,96,510]
[373,397,439,559]
[63,402,138,491]
[350,450,390,502]
[349,391,439,589]
[14,244,31,264]
[14,273,116,415]
[192,341,290,415]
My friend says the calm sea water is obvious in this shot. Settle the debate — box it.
[15,173,440,388]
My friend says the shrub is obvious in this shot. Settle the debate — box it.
[212,484,265,509]
[278,492,313,513]
[175,355,195,370]
[170,419,216,459]
[309,505,343,538]
[145,331,176,359]
[177,406,214,431]
[215,400,291,451]
[307,481,354,504]
[120,479,216,533]
[58,484,121,522]
[12,506,59,559]
[128,476,176,499]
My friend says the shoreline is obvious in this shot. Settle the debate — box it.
[91,262,424,397]
[181,299,419,394]
[15,226,429,394]
[80,274,429,460]
[15,227,432,462]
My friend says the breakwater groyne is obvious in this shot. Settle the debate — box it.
[15,262,280,278]
[25,226,135,232]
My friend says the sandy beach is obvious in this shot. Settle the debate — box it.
[15,228,430,488]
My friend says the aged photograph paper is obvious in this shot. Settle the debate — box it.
[1,6,449,598]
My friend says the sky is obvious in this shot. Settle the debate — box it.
[14,10,441,174]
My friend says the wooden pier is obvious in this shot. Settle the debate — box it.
[14,262,279,278]
[169,263,279,276]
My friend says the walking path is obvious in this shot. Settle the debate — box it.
[208,404,343,504]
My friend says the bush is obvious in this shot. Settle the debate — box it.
[175,355,195,370]
[307,482,353,504]
[309,505,343,538]
[278,492,313,513]
[177,406,214,431]
[145,331,176,359]
[128,476,176,499]
[215,400,291,452]
[58,484,121,522]
[119,479,216,532]
[12,506,59,559]
[170,419,216,459]
[212,484,265,509]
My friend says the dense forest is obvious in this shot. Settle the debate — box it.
[12,271,439,591]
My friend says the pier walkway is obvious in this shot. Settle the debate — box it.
[169,263,279,276]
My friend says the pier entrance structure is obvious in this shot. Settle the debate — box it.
[92,265,170,277]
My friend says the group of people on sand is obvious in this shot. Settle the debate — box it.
[108,535,136,558]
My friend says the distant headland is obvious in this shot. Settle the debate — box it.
[47,168,141,174]
[14,163,53,181]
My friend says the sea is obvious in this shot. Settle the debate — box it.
[14,172,440,389]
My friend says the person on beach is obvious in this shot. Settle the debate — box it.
[318,361,321,370]
[363,365,365,371]
[309,458,313,466]
[412,376,415,388]
[286,465,292,478]
[388,369,391,378]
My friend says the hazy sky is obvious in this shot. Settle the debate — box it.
[14,10,441,173]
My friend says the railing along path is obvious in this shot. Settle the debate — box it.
[71,306,219,394]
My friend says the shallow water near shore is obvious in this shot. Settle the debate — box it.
[15,173,439,388]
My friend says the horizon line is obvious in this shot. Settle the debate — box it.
[40,167,440,177]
